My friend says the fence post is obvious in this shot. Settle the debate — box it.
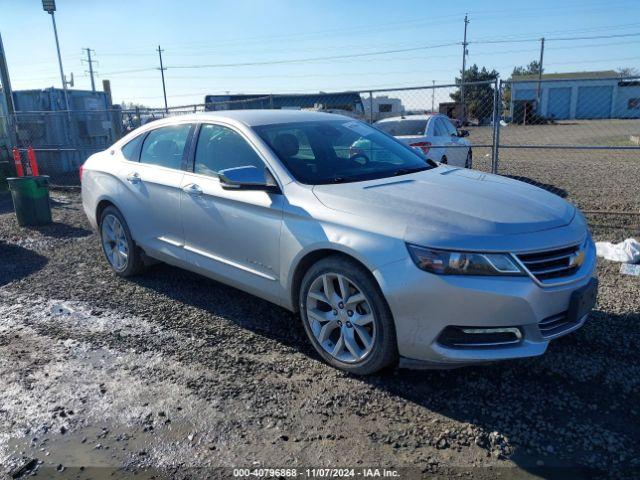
[368,91,374,123]
[491,78,502,174]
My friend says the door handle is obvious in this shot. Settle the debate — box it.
[126,172,141,184]
[182,183,202,195]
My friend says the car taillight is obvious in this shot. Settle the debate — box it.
[79,163,84,182]
[409,141,431,155]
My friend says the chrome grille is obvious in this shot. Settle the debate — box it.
[538,312,578,338]
[516,243,582,283]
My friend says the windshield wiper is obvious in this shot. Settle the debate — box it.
[392,166,429,176]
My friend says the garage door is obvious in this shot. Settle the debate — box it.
[576,86,613,119]
[547,88,571,119]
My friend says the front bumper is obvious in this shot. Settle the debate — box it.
[373,243,597,367]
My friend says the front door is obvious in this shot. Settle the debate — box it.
[180,123,284,299]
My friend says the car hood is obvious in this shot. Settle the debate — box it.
[312,166,575,242]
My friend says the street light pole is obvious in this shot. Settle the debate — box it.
[42,0,70,111]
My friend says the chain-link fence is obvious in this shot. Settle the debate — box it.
[1,109,121,185]
[496,76,640,235]
[1,76,639,235]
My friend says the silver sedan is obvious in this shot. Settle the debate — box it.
[81,110,597,375]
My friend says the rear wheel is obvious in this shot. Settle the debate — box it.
[299,256,397,375]
[440,156,448,165]
[99,206,144,277]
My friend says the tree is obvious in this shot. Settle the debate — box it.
[450,64,499,122]
[120,101,149,110]
[503,60,544,106]
[617,67,639,78]
[511,60,543,78]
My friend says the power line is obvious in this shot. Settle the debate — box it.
[97,31,640,77]
[164,42,461,69]
[472,32,640,45]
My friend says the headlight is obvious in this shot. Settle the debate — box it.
[406,244,525,276]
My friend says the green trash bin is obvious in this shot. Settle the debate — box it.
[7,176,52,226]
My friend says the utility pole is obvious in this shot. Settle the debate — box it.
[460,13,469,124]
[42,0,70,111]
[157,45,168,112]
[82,48,97,92]
[431,80,435,112]
[535,37,545,111]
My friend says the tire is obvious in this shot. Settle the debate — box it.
[465,149,473,169]
[99,206,144,277]
[299,255,398,375]
[440,156,448,165]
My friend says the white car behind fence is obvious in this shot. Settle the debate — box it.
[375,114,472,168]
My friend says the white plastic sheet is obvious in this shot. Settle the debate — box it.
[595,238,640,264]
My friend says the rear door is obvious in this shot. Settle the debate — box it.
[117,122,194,261]
[180,122,284,299]
[430,117,456,163]
[440,117,467,166]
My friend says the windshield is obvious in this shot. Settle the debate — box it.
[375,119,428,136]
[254,120,433,185]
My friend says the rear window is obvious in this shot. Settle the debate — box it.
[121,134,145,161]
[375,120,428,136]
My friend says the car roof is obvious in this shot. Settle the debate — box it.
[144,109,351,128]
[376,114,437,123]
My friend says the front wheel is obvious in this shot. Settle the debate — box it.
[299,256,397,375]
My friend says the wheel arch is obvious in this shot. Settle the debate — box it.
[95,196,138,243]
[288,246,380,313]
[96,198,117,225]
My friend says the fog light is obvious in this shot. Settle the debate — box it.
[438,326,522,348]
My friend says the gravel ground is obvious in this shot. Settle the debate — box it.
[0,189,639,480]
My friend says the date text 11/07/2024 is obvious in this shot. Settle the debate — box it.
[232,468,401,478]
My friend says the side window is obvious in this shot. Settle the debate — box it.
[121,134,144,161]
[194,124,265,177]
[139,124,191,170]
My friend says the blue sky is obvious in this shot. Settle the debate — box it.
[1,0,639,107]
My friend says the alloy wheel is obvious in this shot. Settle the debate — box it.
[101,214,129,271]
[306,272,376,363]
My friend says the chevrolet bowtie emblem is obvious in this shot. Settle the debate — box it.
[568,249,585,268]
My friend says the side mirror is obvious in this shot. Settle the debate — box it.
[218,165,280,193]
[457,129,470,137]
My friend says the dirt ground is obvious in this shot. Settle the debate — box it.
[0,185,639,479]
